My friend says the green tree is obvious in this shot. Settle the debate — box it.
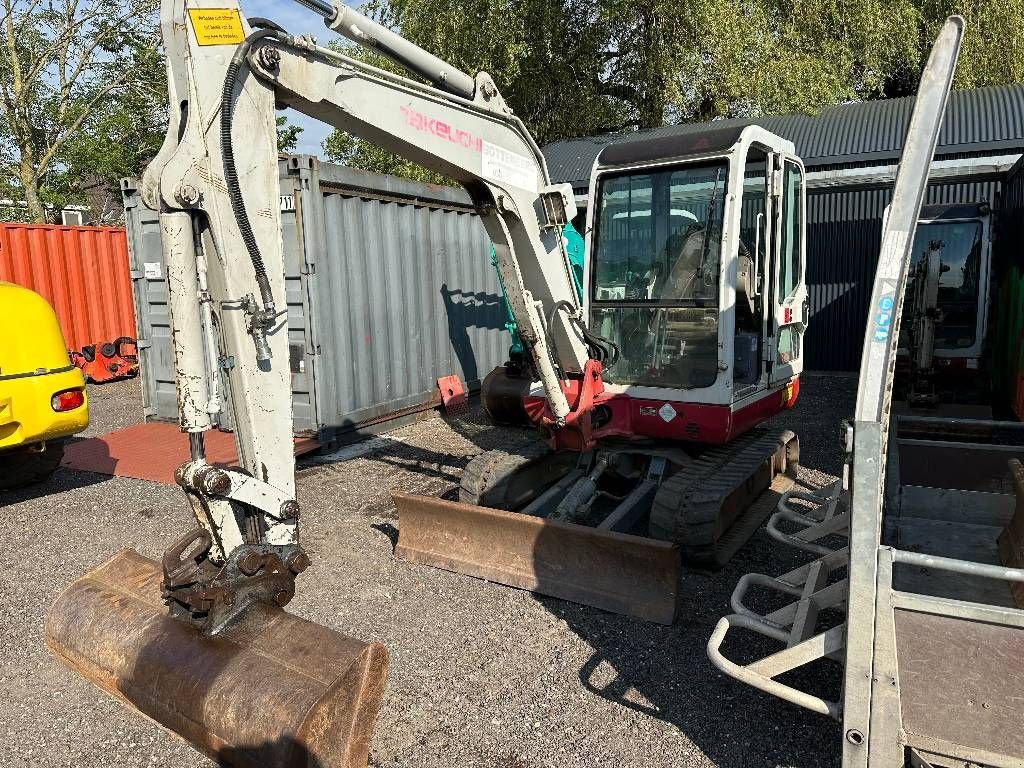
[321,0,629,184]
[0,0,163,222]
[363,0,921,129]
[370,0,628,139]
[48,36,166,221]
[908,1,1024,94]
[323,0,1024,183]
[276,115,304,153]
[677,0,921,121]
[695,0,1024,116]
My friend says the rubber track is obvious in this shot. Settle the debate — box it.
[650,428,795,566]
[459,440,550,509]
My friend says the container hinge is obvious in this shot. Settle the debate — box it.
[130,270,145,280]
[143,406,158,417]
[135,339,153,350]
[121,178,139,208]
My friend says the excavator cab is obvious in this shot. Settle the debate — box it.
[584,125,807,431]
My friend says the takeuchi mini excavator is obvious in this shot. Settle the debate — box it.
[394,124,807,621]
[44,1,804,765]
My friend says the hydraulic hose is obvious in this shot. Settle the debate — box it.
[247,17,288,33]
[548,300,620,371]
[220,27,289,317]
[581,322,620,370]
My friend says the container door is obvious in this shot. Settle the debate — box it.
[122,179,177,421]
[278,174,318,435]
[769,155,807,384]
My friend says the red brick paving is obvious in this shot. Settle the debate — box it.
[62,421,319,484]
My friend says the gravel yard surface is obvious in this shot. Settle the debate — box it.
[1,373,854,768]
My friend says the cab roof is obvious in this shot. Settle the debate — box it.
[597,125,746,169]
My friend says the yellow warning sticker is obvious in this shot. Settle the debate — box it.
[188,8,245,46]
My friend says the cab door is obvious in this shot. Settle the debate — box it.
[768,155,807,383]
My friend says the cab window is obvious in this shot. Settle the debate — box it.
[590,161,728,390]
[777,161,803,299]
[593,162,727,304]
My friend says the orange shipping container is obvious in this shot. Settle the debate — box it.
[0,223,136,351]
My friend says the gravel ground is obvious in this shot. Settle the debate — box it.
[1,373,855,768]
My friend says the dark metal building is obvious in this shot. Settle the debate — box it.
[544,85,1024,371]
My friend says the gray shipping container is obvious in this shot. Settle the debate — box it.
[123,155,507,443]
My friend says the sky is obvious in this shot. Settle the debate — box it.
[241,0,347,155]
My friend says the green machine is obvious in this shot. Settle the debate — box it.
[491,222,585,358]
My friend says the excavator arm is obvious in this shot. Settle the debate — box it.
[46,3,605,765]
[136,0,604,627]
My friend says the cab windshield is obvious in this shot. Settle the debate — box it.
[590,162,727,389]
[592,162,727,304]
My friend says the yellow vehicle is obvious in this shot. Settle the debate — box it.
[0,281,88,488]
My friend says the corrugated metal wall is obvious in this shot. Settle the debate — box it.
[544,84,1024,189]
[123,177,317,432]
[121,187,170,422]
[295,159,504,436]
[805,177,1001,370]
[991,159,1024,416]
[125,157,506,439]
[0,223,136,350]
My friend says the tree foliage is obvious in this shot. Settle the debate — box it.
[323,0,1024,184]
[0,0,164,222]
[368,0,628,141]
[276,115,304,154]
[913,1,1024,93]
[676,0,919,120]
[0,0,1017,219]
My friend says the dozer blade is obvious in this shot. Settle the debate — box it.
[45,549,388,768]
[393,492,680,624]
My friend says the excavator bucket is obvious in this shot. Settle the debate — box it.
[45,549,387,768]
[392,493,681,623]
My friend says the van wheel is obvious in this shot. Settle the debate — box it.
[0,441,65,489]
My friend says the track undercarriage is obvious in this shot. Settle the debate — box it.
[394,428,799,623]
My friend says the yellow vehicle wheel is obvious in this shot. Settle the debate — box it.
[0,441,65,489]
